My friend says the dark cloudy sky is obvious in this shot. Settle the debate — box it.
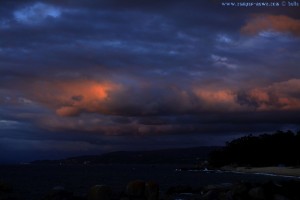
[1,0,300,163]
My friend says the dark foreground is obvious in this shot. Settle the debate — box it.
[0,164,299,200]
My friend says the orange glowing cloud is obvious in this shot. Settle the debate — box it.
[193,80,300,112]
[30,80,121,116]
[193,88,242,111]
[27,79,300,134]
[26,77,300,121]
[56,106,79,117]
[238,79,300,111]
[241,14,300,36]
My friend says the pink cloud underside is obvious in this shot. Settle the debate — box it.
[241,14,300,36]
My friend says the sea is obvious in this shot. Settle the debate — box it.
[0,164,298,200]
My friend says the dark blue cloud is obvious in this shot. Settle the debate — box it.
[1,0,300,162]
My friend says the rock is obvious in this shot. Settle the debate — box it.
[202,190,220,200]
[43,187,74,200]
[0,181,18,200]
[230,182,250,200]
[53,186,65,191]
[145,181,159,200]
[87,185,112,200]
[0,194,19,200]
[273,194,290,200]
[280,180,300,199]
[203,183,232,192]
[248,187,265,200]
[166,185,193,195]
[126,180,145,197]
[261,181,280,199]
[168,193,201,200]
[224,190,234,200]
[0,181,13,193]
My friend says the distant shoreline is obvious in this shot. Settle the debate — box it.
[221,166,300,178]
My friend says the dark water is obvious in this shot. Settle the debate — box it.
[0,164,298,200]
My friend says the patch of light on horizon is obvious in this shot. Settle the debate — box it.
[0,138,101,152]
[14,2,61,24]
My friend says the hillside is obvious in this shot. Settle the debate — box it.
[31,146,219,165]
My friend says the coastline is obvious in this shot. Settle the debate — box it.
[1,164,300,200]
[221,166,300,178]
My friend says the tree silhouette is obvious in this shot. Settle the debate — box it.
[209,130,300,167]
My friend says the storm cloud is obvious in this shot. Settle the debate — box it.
[1,0,300,162]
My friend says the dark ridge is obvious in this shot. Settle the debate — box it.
[31,146,220,165]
